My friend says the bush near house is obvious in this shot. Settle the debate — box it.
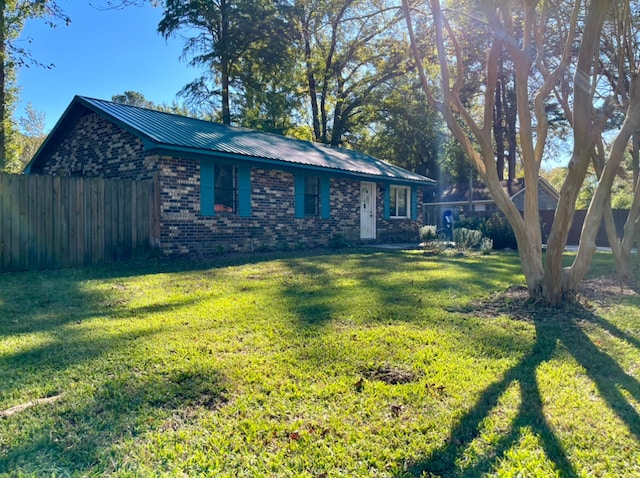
[456,213,518,250]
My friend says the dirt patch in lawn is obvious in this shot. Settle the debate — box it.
[362,365,419,385]
[468,276,639,321]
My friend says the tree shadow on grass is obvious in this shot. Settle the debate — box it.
[0,261,232,474]
[0,365,226,475]
[401,296,640,477]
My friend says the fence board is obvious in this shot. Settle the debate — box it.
[44,175,54,269]
[28,176,38,268]
[89,181,100,264]
[130,180,138,253]
[18,176,30,270]
[68,179,77,267]
[1,175,12,270]
[61,179,71,268]
[95,178,105,263]
[117,180,125,260]
[123,181,130,258]
[0,173,159,272]
[82,182,94,264]
[52,176,62,269]
[10,176,20,270]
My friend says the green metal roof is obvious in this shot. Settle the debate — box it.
[27,96,435,185]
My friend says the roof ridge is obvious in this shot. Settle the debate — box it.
[77,95,380,156]
[29,96,435,184]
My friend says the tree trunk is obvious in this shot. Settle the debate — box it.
[330,79,345,147]
[303,26,321,142]
[592,143,623,273]
[506,76,517,181]
[618,151,640,279]
[542,0,614,304]
[494,75,504,181]
[220,0,231,125]
[566,86,640,292]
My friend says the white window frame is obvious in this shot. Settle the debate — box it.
[390,185,411,218]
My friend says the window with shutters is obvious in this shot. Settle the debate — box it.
[390,185,410,218]
[304,175,320,216]
[214,164,236,213]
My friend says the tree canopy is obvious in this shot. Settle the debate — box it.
[1,0,69,172]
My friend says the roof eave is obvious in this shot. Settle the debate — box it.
[146,144,436,186]
[24,97,84,173]
[25,96,160,174]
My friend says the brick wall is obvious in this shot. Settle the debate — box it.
[156,158,422,254]
[31,114,424,255]
[31,113,154,181]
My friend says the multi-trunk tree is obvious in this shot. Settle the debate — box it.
[403,0,640,305]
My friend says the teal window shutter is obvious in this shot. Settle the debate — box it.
[294,174,305,218]
[200,160,215,216]
[320,177,330,218]
[383,184,390,220]
[411,186,418,220]
[238,165,252,217]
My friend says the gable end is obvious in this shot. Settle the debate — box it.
[29,112,150,180]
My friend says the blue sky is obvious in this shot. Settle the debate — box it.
[16,1,194,132]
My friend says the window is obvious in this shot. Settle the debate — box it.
[214,164,236,213]
[295,174,330,219]
[390,185,410,218]
[304,175,320,216]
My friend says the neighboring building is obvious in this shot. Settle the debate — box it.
[25,96,435,255]
[423,178,559,226]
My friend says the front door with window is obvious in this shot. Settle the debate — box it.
[360,182,376,239]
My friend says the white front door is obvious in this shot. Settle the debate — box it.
[360,182,376,239]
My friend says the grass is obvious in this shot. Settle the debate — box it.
[0,249,639,477]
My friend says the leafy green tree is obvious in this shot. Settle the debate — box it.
[355,77,443,179]
[158,0,293,126]
[112,91,155,108]
[233,6,301,135]
[1,0,69,171]
[440,137,477,186]
[11,101,46,172]
[112,90,202,118]
[293,0,411,146]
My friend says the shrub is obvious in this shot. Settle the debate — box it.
[455,213,518,250]
[329,234,349,249]
[453,227,483,251]
[482,213,517,250]
[480,237,494,254]
[455,215,485,231]
[419,225,438,242]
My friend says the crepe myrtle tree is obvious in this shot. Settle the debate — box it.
[402,0,640,305]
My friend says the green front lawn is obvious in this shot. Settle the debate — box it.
[1,250,638,476]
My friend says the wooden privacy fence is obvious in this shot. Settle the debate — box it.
[452,209,632,247]
[539,209,630,246]
[0,173,160,272]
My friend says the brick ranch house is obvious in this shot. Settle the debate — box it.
[25,96,435,255]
